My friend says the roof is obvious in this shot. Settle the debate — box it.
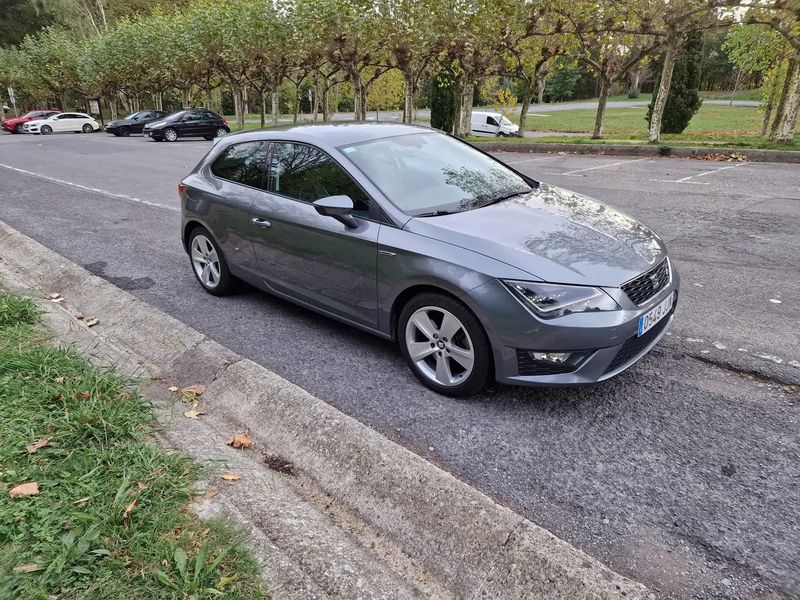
[222,121,435,148]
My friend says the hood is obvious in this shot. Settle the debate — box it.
[404,183,666,287]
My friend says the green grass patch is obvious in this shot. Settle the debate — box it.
[0,291,267,600]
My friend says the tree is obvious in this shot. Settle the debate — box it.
[17,28,85,110]
[429,71,457,133]
[647,30,703,133]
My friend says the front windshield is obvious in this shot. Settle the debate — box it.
[123,112,140,120]
[500,116,513,126]
[340,132,532,216]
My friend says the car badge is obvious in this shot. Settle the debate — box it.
[650,273,661,290]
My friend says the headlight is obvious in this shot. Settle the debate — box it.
[502,280,619,318]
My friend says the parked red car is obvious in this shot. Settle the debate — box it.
[2,110,61,134]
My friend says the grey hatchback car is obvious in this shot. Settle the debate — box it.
[179,123,678,396]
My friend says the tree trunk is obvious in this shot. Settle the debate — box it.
[233,90,240,127]
[359,85,368,120]
[769,58,797,141]
[537,75,546,104]
[352,71,363,120]
[454,78,474,138]
[628,68,641,98]
[402,71,415,123]
[774,58,800,144]
[181,88,190,107]
[760,103,773,137]
[242,86,250,117]
[322,85,330,122]
[518,94,530,135]
[260,92,266,128]
[592,77,610,139]
[293,87,300,123]
[648,36,679,143]
[271,88,280,125]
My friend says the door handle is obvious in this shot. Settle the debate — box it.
[251,217,271,229]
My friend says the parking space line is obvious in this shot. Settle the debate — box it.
[651,163,744,185]
[560,157,649,176]
[0,163,178,213]
[503,156,556,165]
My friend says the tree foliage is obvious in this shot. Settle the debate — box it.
[647,30,703,134]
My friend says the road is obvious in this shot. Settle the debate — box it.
[0,132,798,600]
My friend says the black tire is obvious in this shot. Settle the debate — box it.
[203,135,214,140]
[164,127,178,142]
[118,126,130,137]
[40,125,52,135]
[15,123,24,133]
[187,226,239,296]
[215,127,228,138]
[398,292,493,397]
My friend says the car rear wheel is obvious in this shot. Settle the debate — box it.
[164,127,178,142]
[82,124,93,133]
[40,125,52,135]
[15,124,24,133]
[118,126,130,137]
[188,227,238,296]
[215,127,228,138]
[399,293,493,396]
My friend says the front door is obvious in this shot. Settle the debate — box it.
[249,141,380,329]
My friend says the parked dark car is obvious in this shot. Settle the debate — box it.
[143,108,229,142]
[179,123,678,396]
[3,110,61,134]
[105,110,169,136]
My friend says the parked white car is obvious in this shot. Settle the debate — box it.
[471,111,519,137]
[23,112,100,135]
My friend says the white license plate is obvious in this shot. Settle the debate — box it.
[637,292,674,337]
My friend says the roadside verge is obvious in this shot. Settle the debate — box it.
[0,219,649,599]
[472,141,800,163]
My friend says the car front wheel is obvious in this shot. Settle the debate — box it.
[188,227,238,296]
[164,127,178,142]
[399,293,493,396]
[15,124,24,133]
[40,125,52,135]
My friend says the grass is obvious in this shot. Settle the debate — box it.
[0,291,267,600]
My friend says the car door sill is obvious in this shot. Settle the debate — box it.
[259,279,390,341]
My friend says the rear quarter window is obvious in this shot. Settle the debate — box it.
[210,142,269,189]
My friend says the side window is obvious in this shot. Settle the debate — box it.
[487,116,498,126]
[210,142,268,188]
[268,142,370,215]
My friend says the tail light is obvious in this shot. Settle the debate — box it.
[178,183,184,196]
[223,119,229,125]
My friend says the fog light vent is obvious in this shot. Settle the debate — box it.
[516,349,590,376]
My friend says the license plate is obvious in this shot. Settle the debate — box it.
[637,292,674,337]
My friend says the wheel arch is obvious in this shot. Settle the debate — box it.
[389,283,484,343]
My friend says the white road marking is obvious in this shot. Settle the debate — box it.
[559,157,650,176]
[0,163,178,212]
[503,156,556,165]
[651,162,744,185]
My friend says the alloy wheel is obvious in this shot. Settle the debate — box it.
[82,124,92,133]
[215,127,227,138]
[15,123,23,133]
[164,128,178,142]
[190,234,221,289]
[41,125,52,135]
[404,306,475,387]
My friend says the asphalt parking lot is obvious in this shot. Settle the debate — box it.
[1,131,798,599]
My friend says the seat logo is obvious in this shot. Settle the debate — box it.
[650,273,662,290]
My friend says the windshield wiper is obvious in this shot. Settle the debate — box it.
[480,189,531,208]
[415,210,453,217]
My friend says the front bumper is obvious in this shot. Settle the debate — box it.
[464,267,680,386]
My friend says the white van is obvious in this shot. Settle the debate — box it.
[471,111,519,137]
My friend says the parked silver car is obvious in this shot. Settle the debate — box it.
[179,123,678,396]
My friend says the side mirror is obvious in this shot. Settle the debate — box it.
[313,195,358,228]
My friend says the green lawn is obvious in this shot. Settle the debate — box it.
[519,103,798,149]
[0,292,267,600]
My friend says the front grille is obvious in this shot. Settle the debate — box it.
[516,350,580,376]
[621,259,671,306]
[604,306,674,374]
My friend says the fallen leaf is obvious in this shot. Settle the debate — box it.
[199,527,211,538]
[85,318,99,327]
[54,377,65,384]
[73,496,90,505]
[12,563,41,574]
[136,481,148,491]
[122,499,138,527]
[221,472,241,481]
[74,312,84,320]
[183,410,205,420]
[25,438,52,454]
[226,429,252,449]
[204,489,219,499]
[51,297,65,304]
[48,293,61,300]
[180,384,206,396]
[74,391,90,400]
[217,574,238,590]
[168,386,178,393]
[10,482,40,498]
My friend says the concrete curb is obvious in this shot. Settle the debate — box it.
[473,141,800,163]
[0,220,649,599]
